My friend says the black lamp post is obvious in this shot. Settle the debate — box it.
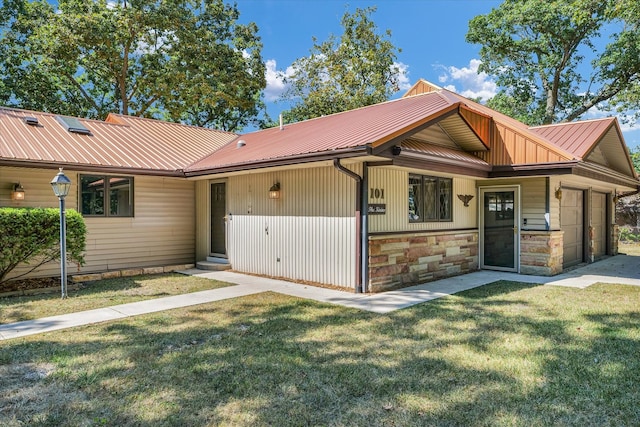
[51,168,71,299]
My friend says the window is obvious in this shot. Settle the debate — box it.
[408,174,452,222]
[80,175,133,217]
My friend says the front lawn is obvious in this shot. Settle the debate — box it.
[1,280,639,426]
[0,273,232,324]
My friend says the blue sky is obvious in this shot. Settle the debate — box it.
[235,0,640,149]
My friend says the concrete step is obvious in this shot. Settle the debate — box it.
[196,260,232,271]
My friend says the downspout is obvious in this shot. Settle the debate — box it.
[333,158,367,293]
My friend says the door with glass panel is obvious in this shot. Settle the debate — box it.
[480,187,519,272]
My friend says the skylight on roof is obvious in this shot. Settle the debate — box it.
[55,115,92,135]
[23,116,39,126]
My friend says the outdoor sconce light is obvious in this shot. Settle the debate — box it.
[555,187,562,200]
[11,183,25,200]
[457,194,474,207]
[613,192,620,204]
[269,182,281,199]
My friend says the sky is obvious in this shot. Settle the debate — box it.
[234,0,640,150]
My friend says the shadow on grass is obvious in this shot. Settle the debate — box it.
[1,282,639,426]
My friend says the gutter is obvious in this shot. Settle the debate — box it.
[333,158,368,293]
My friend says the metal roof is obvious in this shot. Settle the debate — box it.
[401,139,491,169]
[529,118,614,158]
[185,92,462,173]
[0,108,237,173]
[531,118,637,178]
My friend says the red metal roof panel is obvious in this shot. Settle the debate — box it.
[0,108,238,172]
[186,92,458,172]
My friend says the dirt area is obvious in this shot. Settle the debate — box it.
[0,277,67,298]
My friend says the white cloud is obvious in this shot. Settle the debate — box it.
[264,59,295,102]
[393,62,412,91]
[436,59,497,102]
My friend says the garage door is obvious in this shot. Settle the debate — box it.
[561,189,583,268]
[591,192,607,260]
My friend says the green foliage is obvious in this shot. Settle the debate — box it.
[278,6,401,124]
[0,0,266,131]
[630,146,640,173]
[0,208,86,284]
[619,226,640,242]
[467,0,640,125]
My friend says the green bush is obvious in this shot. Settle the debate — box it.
[0,207,86,284]
[619,226,640,242]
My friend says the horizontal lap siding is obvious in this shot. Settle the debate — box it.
[1,166,195,279]
[368,167,477,233]
[82,176,195,272]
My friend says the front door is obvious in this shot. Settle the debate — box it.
[480,187,519,272]
[210,182,226,256]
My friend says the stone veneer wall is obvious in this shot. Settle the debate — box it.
[610,224,619,256]
[520,230,563,276]
[368,231,478,293]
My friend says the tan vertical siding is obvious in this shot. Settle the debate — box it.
[213,164,359,288]
[2,167,195,279]
[474,123,569,165]
[368,167,477,233]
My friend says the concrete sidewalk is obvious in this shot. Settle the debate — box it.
[1,255,638,341]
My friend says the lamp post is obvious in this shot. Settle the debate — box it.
[51,168,71,299]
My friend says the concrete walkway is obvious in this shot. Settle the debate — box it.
[1,255,639,341]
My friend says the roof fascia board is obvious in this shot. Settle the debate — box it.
[184,147,371,177]
[0,159,185,177]
[576,162,640,188]
[371,103,461,155]
[385,156,490,178]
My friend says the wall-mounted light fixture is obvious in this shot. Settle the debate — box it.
[11,183,25,200]
[555,187,562,200]
[613,191,620,204]
[269,182,281,199]
[457,194,474,207]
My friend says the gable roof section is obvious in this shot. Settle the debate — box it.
[530,118,637,178]
[185,92,471,174]
[0,108,237,174]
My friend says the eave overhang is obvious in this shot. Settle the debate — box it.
[0,159,186,177]
[184,146,372,178]
[491,161,640,189]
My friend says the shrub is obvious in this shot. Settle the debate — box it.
[0,207,86,284]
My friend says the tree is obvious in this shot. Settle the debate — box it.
[466,0,640,126]
[0,0,266,131]
[278,6,401,124]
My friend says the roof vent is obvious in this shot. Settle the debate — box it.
[236,139,246,148]
[23,116,39,126]
[55,115,92,135]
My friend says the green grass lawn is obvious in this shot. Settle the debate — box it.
[1,280,639,426]
[0,273,232,324]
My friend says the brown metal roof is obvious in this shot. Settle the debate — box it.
[531,118,637,178]
[185,92,462,173]
[401,139,491,168]
[529,118,614,158]
[0,108,237,173]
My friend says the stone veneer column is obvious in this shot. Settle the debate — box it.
[520,230,563,276]
[368,231,478,293]
[610,224,619,256]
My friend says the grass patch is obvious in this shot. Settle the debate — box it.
[1,280,639,426]
[619,241,640,256]
[0,273,232,324]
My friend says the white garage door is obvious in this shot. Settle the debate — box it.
[561,189,584,268]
